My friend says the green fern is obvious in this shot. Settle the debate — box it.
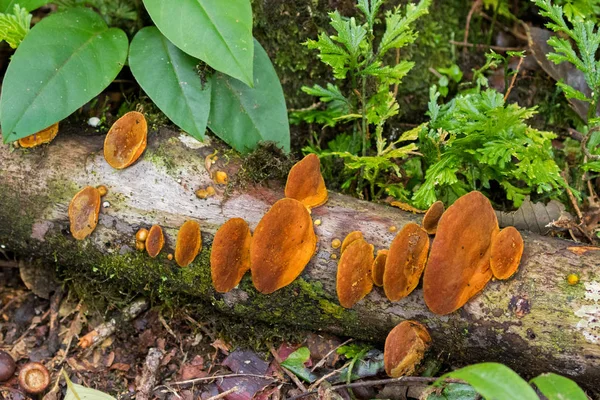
[0,5,31,49]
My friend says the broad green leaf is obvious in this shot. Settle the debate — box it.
[142,0,253,87]
[439,363,538,400]
[129,27,211,142]
[530,373,588,400]
[280,347,316,383]
[0,0,47,12]
[0,4,31,48]
[427,383,478,400]
[0,7,128,143]
[208,39,290,153]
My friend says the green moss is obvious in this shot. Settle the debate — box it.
[47,179,80,204]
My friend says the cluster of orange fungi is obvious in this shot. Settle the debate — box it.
[17,122,59,148]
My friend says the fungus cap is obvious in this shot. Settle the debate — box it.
[68,186,101,240]
[384,320,431,378]
[371,250,388,287]
[18,122,59,148]
[341,231,364,254]
[103,111,147,169]
[383,223,430,301]
[251,198,317,294]
[146,225,165,258]
[175,220,202,267]
[284,153,328,209]
[490,226,523,280]
[421,201,444,235]
[423,191,498,315]
[18,362,50,394]
[211,218,252,293]
[336,238,374,308]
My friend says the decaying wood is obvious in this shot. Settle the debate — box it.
[0,129,599,391]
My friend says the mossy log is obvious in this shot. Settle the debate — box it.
[0,129,599,391]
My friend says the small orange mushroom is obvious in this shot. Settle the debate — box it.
[284,154,328,209]
[68,186,101,240]
[336,238,374,308]
[146,225,165,258]
[341,231,364,254]
[211,218,252,293]
[421,201,444,235]
[384,320,431,378]
[103,111,147,169]
[423,191,498,315]
[490,226,523,280]
[383,223,430,301]
[96,185,108,197]
[250,198,317,294]
[136,228,149,242]
[371,250,388,287]
[214,171,228,185]
[18,122,59,148]
[175,220,202,267]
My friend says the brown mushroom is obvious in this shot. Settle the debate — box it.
[341,231,364,254]
[490,226,524,280]
[0,351,16,382]
[211,218,252,293]
[421,201,444,235]
[384,320,431,378]
[68,186,101,240]
[336,238,374,308]
[136,228,149,242]
[383,223,430,301]
[423,191,498,315]
[371,250,388,287]
[18,362,50,394]
[284,154,328,209]
[251,198,317,294]
[175,220,202,267]
[103,111,147,169]
[17,122,59,148]
[146,225,165,258]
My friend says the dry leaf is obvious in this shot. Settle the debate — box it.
[568,246,600,255]
[495,198,570,235]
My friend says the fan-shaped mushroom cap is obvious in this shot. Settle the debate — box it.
[336,239,374,308]
[341,231,364,254]
[384,320,431,378]
[371,250,388,287]
[175,220,202,267]
[490,226,524,280]
[146,225,164,258]
[423,191,498,315]
[68,186,101,240]
[284,154,328,209]
[421,201,444,235]
[103,111,147,169]
[211,218,252,293]
[18,123,59,148]
[383,223,430,301]
[251,198,317,294]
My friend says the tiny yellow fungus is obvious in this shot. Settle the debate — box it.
[135,241,145,251]
[331,239,341,249]
[214,171,228,185]
[97,185,108,197]
[136,228,149,242]
[314,219,322,226]
[567,274,579,285]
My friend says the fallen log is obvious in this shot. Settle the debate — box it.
[0,128,599,391]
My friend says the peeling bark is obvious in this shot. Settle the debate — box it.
[0,129,599,391]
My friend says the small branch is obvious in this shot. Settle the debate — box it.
[205,387,239,400]
[477,11,528,41]
[270,347,307,393]
[464,0,483,55]
[0,260,18,268]
[311,338,353,372]
[308,361,351,390]
[450,40,524,52]
[136,348,165,400]
[153,373,276,392]
[504,56,524,101]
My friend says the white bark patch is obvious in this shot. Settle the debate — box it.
[575,281,600,343]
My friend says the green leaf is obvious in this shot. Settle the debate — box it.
[208,39,290,153]
[379,0,431,56]
[142,0,254,87]
[557,81,591,102]
[439,363,538,400]
[427,383,478,400]
[0,0,47,12]
[64,371,116,400]
[0,7,128,143]
[280,347,316,383]
[129,27,211,141]
[0,4,30,48]
[530,373,588,400]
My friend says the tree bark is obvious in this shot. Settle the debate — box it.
[0,129,599,392]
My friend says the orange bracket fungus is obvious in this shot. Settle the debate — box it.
[490,226,524,280]
[68,186,101,240]
[214,171,228,185]
[17,122,59,148]
[250,198,317,294]
[103,111,147,169]
[175,220,202,267]
[211,218,252,293]
[371,250,388,287]
[340,230,364,254]
[423,191,499,315]
[284,153,328,209]
[421,201,444,235]
[384,320,431,378]
[383,223,430,302]
[146,225,165,258]
[336,238,374,308]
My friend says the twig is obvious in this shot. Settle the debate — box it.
[0,260,18,268]
[153,373,276,392]
[136,348,165,400]
[464,0,483,55]
[205,387,239,400]
[504,56,524,101]
[48,287,64,355]
[562,172,584,222]
[158,311,177,340]
[428,67,443,80]
[477,10,528,41]
[11,308,50,350]
[0,291,28,315]
[270,347,307,393]
[450,40,524,52]
[308,361,351,390]
[311,338,353,372]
